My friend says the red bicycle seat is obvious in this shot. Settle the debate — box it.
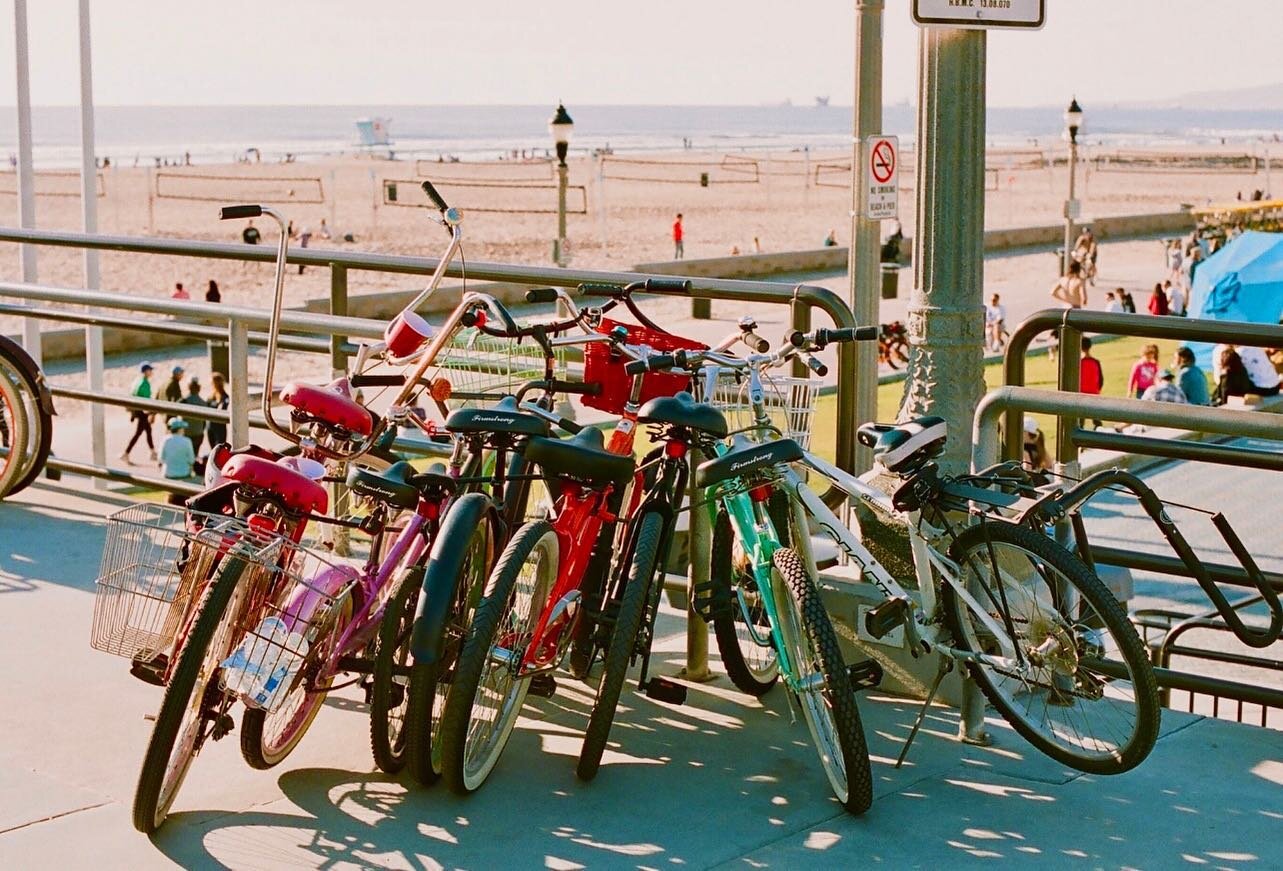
[280,381,373,436]
[220,455,328,515]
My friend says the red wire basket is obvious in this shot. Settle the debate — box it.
[582,318,707,415]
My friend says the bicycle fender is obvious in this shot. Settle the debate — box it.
[411,492,495,663]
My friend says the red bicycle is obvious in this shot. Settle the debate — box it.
[434,279,737,793]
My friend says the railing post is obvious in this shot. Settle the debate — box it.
[790,294,811,378]
[228,318,250,447]
[682,444,713,682]
[330,263,347,378]
[1056,323,1083,466]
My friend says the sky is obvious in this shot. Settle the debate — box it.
[0,0,1280,109]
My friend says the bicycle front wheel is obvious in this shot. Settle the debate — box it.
[771,548,873,815]
[942,520,1160,775]
[577,511,663,781]
[132,555,247,833]
[438,519,556,795]
[370,563,425,773]
[0,365,30,501]
[711,508,780,696]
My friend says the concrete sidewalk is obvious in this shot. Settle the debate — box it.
[1,481,1280,870]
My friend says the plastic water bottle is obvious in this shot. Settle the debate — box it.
[221,616,289,697]
[250,630,310,710]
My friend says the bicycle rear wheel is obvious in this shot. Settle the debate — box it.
[132,555,247,833]
[0,339,51,499]
[577,511,662,781]
[438,519,556,794]
[942,520,1160,774]
[370,563,424,773]
[0,366,30,500]
[710,508,779,696]
[771,547,874,815]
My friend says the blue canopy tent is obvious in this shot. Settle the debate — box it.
[1188,230,1283,369]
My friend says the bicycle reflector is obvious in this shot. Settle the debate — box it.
[429,377,452,403]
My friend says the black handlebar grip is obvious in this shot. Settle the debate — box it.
[576,282,622,297]
[420,180,449,211]
[349,374,406,387]
[643,278,692,294]
[806,355,829,378]
[624,359,648,376]
[788,330,807,348]
[854,326,879,341]
[219,204,262,221]
[741,330,770,353]
[524,287,560,304]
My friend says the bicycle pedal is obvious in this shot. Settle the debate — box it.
[129,653,168,687]
[864,596,910,640]
[212,713,235,740]
[846,659,884,691]
[643,677,687,705]
[528,673,558,698]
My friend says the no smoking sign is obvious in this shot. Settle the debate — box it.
[863,135,899,220]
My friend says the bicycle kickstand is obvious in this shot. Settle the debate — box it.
[894,657,953,769]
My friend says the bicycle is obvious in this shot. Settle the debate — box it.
[431,278,711,794]
[653,326,1162,813]
[0,334,54,499]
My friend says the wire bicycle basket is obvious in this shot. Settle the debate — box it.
[708,370,821,449]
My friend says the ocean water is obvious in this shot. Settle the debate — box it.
[3,104,1283,168]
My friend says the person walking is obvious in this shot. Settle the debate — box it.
[985,293,1007,352]
[171,282,189,300]
[179,377,208,453]
[1147,282,1170,316]
[163,365,185,422]
[121,362,157,465]
[1050,260,1088,309]
[672,213,684,259]
[1127,344,1160,399]
[205,280,221,303]
[206,372,230,447]
[1080,336,1105,429]
[1165,279,1187,317]
[1173,346,1210,406]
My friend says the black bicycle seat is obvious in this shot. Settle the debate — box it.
[638,391,728,438]
[525,426,635,487]
[695,438,803,489]
[858,416,947,474]
[347,460,419,510]
[446,396,549,437]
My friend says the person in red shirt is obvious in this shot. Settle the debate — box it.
[171,282,190,300]
[672,213,684,259]
[1080,336,1104,429]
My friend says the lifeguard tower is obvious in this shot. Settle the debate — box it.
[354,117,394,159]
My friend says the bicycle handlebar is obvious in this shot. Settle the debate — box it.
[789,326,880,348]
[219,204,262,221]
[420,179,450,212]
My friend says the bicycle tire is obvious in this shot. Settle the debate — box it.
[772,547,874,815]
[0,340,51,498]
[404,493,497,785]
[369,563,425,773]
[238,594,353,770]
[132,555,247,833]
[710,508,779,696]
[577,511,663,781]
[941,521,1160,775]
[0,367,30,501]
[438,519,556,795]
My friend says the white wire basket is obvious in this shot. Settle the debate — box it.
[707,370,821,449]
[425,325,567,411]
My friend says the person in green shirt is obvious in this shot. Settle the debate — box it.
[1174,346,1211,406]
[121,362,157,465]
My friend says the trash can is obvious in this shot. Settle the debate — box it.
[880,263,899,300]
[208,340,229,380]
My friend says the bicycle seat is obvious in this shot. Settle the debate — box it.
[696,437,803,489]
[638,391,728,438]
[280,380,374,437]
[221,454,328,515]
[347,460,419,511]
[525,426,635,487]
[857,416,947,474]
[445,396,548,437]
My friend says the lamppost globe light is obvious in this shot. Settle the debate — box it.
[1064,97,1084,143]
[549,102,574,164]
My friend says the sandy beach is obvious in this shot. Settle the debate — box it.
[0,146,1266,321]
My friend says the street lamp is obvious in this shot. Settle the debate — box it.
[1062,97,1084,274]
[549,102,574,266]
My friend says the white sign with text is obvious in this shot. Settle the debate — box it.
[912,0,1046,30]
[863,135,899,220]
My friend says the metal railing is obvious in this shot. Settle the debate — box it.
[988,308,1283,729]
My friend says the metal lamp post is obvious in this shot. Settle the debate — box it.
[549,103,574,266]
[1062,97,1083,274]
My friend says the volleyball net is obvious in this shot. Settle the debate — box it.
[600,154,760,185]
[1090,149,1261,174]
[414,158,556,183]
[382,178,588,215]
[154,172,326,204]
[0,169,106,198]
